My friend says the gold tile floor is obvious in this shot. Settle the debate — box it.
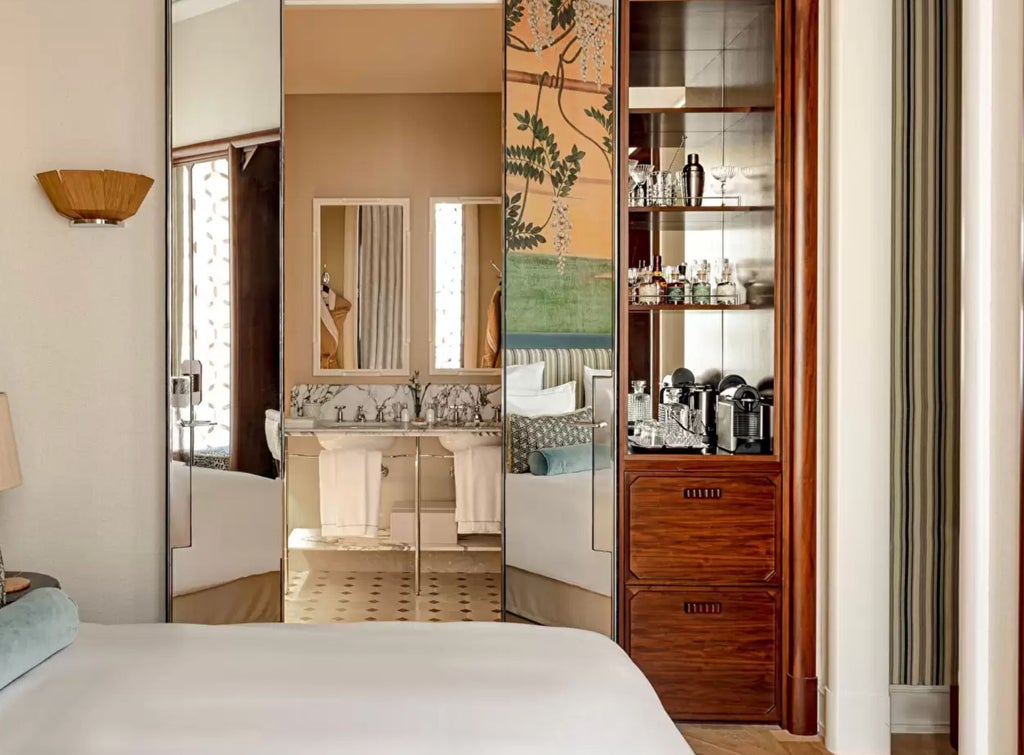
[285,569,501,623]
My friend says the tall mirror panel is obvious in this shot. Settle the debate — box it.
[167,0,284,623]
[502,0,617,636]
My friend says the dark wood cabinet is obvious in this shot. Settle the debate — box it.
[626,586,780,721]
[627,474,780,585]
[615,0,818,733]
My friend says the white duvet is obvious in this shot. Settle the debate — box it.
[0,622,691,754]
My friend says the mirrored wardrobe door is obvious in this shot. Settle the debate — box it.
[502,0,617,637]
[167,0,284,624]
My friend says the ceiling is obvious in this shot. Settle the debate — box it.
[284,5,503,95]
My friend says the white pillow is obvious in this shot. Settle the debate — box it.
[583,366,613,407]
[506,381,576,417]
[506,362,545,393]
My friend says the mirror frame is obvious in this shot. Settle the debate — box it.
[312,197,411,377]
[427,196,503,377]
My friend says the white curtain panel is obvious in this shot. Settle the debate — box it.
[358,205,404,369]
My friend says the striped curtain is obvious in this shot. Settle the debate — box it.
[890,0,961,686]
[357,205,405,370]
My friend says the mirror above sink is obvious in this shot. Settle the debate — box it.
[313,198,410,376]
[429,197,502,376]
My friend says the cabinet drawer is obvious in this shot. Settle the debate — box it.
[627,474,778,584]
[627,588,779,721]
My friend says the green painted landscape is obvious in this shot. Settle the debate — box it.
[506,252,614,334]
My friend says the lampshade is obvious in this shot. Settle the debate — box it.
[0,394,22,492]
[36,169,154,226]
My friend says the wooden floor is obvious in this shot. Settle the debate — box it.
[678,726,956,755]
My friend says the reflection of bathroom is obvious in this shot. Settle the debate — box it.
[281,3,504,624]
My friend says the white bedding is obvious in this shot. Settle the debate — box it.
[505,469,614,596]
[0,622,691,755]
[170,462,283,595]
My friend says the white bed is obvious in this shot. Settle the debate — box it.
[0,622,691,754]
[505,469,614,597]
[170,461,282,596]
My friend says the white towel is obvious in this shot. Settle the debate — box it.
[453,445,502,535]
[319,449,383,537]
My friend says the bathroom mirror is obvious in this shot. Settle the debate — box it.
[313,198,410,376]
[167,0,284,624]
[429,197,502,375]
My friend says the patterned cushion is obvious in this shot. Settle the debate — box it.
[507,408,593,473]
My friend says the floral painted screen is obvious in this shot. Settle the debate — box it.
[504,0,615,337]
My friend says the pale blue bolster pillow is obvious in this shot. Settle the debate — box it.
[0,588,79,689]
[528,444,611,476]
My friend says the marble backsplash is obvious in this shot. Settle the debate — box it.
[290,383,502,422]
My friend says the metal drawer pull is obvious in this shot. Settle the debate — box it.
[683,488,722,499]
[683,602,723,614]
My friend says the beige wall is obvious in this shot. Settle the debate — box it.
[0,0,165,622]
[284,93,502,394]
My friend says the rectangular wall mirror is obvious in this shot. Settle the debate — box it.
[313,198,410,376]
[429,197,502,375]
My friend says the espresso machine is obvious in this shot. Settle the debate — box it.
[716,375,773,454]
[656,368,716,452]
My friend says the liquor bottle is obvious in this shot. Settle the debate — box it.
[666,265,687,304]
[651,255,668,301]
[637,266,659,304]
[714,259,737,304]
[692,261,712,305]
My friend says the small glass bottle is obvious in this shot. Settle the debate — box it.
[692,261,712,305]
[638,266,659,304]
[666,265,686,304]
[715,259,737,304]
[651,255,668,301]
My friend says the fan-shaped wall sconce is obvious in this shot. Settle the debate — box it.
[36,170,154,227]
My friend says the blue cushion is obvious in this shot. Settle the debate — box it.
[0,588,79,689]
[527,444,611,476]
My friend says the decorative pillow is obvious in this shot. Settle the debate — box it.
[583,366,613,407]
[506,381,576,417]
[507,407,593,473]
[0,588,79,690]
[528,443,612,476]
[505,362,545,393]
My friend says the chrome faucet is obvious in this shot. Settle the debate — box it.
[335,405,347,422]
[355,406,367,423]
[375,405,387,423]
[471,404,484,425]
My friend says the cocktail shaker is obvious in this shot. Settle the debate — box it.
[682,153,705,207]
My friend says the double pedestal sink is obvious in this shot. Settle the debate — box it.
[303,419,502,453]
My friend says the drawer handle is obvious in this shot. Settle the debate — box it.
[683,601,723,614]
[683,488,722,499]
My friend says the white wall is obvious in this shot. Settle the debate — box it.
[0,1,165,623]
[823,0,893,750]
[959,0,1023,750]
[172,0,281,147]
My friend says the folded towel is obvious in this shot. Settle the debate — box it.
[453,445,502,534]
[319,449,383,537]
[0,588,78,690]
[528,444,611,476]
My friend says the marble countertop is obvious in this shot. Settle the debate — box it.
[284,418,501,437]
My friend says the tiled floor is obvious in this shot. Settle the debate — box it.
[285,569,501,623]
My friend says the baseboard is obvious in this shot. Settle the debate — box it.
[890,685,950,734]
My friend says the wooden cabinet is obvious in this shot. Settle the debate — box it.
[625,587,780,721]
[615,0,819,733]
[627,474,779,584]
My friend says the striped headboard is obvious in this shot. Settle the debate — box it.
[506,348,614,408]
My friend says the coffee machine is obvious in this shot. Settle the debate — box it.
[716,375,773,454]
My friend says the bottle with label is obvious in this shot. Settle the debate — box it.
[637,266,659,304]
[692,261,712,305]
[651,255,668,302]
[666,265,687,304]
[714,259,738,304]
